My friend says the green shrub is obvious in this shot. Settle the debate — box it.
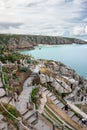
[31,87,39,109]
[20,67,28,72]
[0,103,19,129]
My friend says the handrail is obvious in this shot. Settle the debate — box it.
[45,104,75,130]
[0,102,18,120]
[0,102,30,130]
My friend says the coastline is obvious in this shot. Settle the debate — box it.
[0,34,87,51]
[20,44,87,80]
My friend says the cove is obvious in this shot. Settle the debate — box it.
[21,44,87,79]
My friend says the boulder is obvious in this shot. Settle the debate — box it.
[51,81,64,93]
[40,74,47,84]
[60,66,69,75]
[51,80,71,93]
[40,73,55,84]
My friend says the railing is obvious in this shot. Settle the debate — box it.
[0,102,30,130]
[45,104,75,130]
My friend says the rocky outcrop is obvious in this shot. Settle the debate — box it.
[39,59,87,94]
[0,34,87,50]
[39,69,72,93]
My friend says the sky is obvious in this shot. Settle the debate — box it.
[0,0,87,40]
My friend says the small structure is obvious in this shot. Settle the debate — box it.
[17,117,23,130]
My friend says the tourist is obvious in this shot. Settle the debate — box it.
[64,104,69,112]
[81,96,83,102]
[81,118,87,125]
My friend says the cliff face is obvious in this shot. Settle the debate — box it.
[0,34,87,50]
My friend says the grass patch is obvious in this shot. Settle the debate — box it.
[0,103,20,129]
[76,104,87,114]
[31,87,39,109]
[44,105,72,130]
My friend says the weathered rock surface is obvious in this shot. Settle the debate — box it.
[40,74,54,84]
[0,34,87,50]
[39,72,72,93]
[39,59,87,94]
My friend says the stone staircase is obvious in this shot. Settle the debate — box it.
[22,109,38,129]
[22,109,52,130]
[42,87,87,128]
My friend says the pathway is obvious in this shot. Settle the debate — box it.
[42,86,87,129]
[17,64,52,130]
[17,77,35,113]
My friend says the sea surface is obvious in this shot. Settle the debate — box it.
[21,44,87,79]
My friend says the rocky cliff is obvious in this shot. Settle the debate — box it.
[0,34,87,50]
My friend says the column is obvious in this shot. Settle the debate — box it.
[17,117,23,130]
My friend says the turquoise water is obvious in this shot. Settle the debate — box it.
[21,44,87,79]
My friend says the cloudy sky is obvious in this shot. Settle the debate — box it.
[0,0,87,39]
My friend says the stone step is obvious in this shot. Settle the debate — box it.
[50,95,57,101]
[42,87,47,91]
[47,92,53,97]
[45,90,50,95]
[31,119,38,125]
[21,109,28,116]
[54,100,60,105]
[72,115,79,122]
[67,111,74,118]
[19,96,29,100]
[57,102,64,109]
[28,116,36,123]
[23,110,34,120]
[26,112,35,121]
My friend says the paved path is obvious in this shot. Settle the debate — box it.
[17,77,35,113]
[17,64,42,113]
[34,119,52,130]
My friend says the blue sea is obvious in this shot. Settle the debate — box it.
[21,44,87,79]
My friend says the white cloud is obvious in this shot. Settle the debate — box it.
[72,25,87,36]
[0,0,86,39]
[85,26,87,33]
[73,0,87,4]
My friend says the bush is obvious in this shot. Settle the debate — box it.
[0,103,19,128]
[31,87,39,109]
[20,67,28,72]
[4,104,19,118]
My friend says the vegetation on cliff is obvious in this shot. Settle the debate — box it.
[0,34,87,50]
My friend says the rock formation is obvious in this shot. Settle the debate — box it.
[0,34,87,50]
